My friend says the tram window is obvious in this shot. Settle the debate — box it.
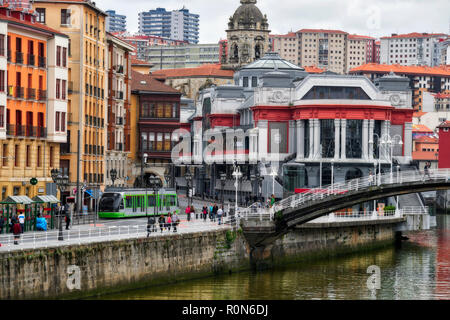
[148,195,155,207]
[125,196,133,208]
[119,200,124,210]
[140,196,145,212]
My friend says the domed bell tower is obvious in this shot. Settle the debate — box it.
[224,0,270,70]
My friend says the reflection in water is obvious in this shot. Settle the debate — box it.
[97,216,450,300]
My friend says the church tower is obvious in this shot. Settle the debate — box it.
[224,0,270,69]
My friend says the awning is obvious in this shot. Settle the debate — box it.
[32,195,61,203]
[0,196,35,205]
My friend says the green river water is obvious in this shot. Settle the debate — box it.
[97,215,450,300]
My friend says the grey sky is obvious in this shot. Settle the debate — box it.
[97,0,450,42]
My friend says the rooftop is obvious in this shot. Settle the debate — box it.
[348,34,376,40]
[438,121,450,129]
[414,136,439,143]
[381,32,448,39]
[349,63,450,77]
[131,70,180,94]
[297,28,348,35]
[151,64,234,78]
[303,65,325,74]
[413,124,434,133]
[242,52,304,70]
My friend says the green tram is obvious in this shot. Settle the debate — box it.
[98,188,179,218]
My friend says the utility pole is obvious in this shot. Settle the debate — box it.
[76,129,80,214]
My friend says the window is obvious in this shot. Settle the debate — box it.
[36,8,46,23]
[243,77,249,87]
[56,46,61,66]
[346,120,363,159]
[61,9,71,25]
[0,34,4,57]
[50,146,54,167]
[37,146,41,167]
[61,112,66,132]
[2,144,6,166]
[14,145,18,167]
[62,47,67,67]
[62,80,66,100]
[0,106,4,127]
[56,79,61,99]
[320,120,335,158]
[55,111,60,131]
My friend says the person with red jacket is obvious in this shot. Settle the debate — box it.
[13,221,21,245]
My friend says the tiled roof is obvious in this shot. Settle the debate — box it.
[270,32,296,38]
[438,121,450,128]
[348,34,375,40]
[304,65,325,74]
[413,124,433,133]
[434,93,450,99]
[349,63,450,77]
[381,32,447,39]
[297,29,348,35]
[413,111,428,118]
[0,11,67,37]
[131,70,180,94]
[414,136,438,143]
[33,0,107,15]
[151,64,234,78]
[131,58,152,66]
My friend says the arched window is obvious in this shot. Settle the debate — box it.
[255,44,261,59]
[233,44,239,61]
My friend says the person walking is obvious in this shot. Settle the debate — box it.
[209,203,214,221]
[166,214,172,232]
[217,206,223,225]
[212,204,218,222]
[270,194,276,208]
[368,170,374,186]
[190,205,195,222]
[202,206,207,222]
[158,214,166,233]
[12,220,21,245]
[64,205,71,230]
[172,211,179,233]
[18,211,25,233]
[423,161,431,181]
[147,216,156,237]
[0,215,4,235]
[185,205,191,222]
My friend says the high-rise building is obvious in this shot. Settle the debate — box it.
[105,10,126,33]
[138,7,199,44]
[0,5,69,200]
[33,0,108,210]
[270,32,298,65]
[380,32,448,66]
[346,35,376,73]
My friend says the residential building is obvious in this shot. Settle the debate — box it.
[224,0,270,70]
[33,0,108,210]
[112,32,187,61]
[380,32,448,66]
[412,136,439,170]
[296,29,348,74]
[145,43,220,70]
[151,64,234,99]
[437,37,450,65]
[131,58,152,75]
[105,33,134,188]
[349,63,450,111]
[0,4,68,200]
[346,35,376,73]
[130,70,181,186]
[105,10,126,33]
[270,32,298,65]
[413,92,450,132]
[138,7,199,44]
[375,41,381,64]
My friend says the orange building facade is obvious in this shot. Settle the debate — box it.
[0,5,68,200]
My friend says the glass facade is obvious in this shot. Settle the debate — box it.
[269,122,288,154]
[346,120,363,159]
[283,165,307,193]
[320,119,335,158]
[373,120,382,159]
[303,86,371,100]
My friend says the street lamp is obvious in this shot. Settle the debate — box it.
[149,176,161,219]
[220,172,227,210]
[141,153,148,188]
[232,166,242,213]
[51,170,69,241]
[110,169,117,187]
[185,169,193,209]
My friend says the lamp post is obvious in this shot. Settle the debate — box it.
[331,160,335,192]
[232,165,242,214]
[149,176,161,219]
[220,173,227,210]
[185,169,193,209]
[387,135,403,183]
[51,169,69,241]
[141,153,148,188]
[110,169,117,187]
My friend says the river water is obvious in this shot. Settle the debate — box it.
[99,215,450,300]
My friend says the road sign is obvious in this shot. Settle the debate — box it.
[30,178,38,186]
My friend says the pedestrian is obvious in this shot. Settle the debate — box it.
[147,216,155,237]
[172,211,179,233]
[158,214,166,233]
[217,206,223,225]
[368,170,374,186]
[167,214,172,232]
[213,203,218,222]
[209,203,214,221]
[12,220,21,245]
[190,205,195,221]
[36,213,47,231]
[64,206,71,230]
[423,161,431,181]
[18,211,25,233]
[270,194,276,208]
[195,205,199,220]
[185,205,191,221]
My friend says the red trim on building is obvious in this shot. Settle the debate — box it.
[207,114,240,128]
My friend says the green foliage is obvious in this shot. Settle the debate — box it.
[275,211,284,222]
[225,230,237,249]
[384,205,396,211]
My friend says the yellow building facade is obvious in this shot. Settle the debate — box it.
[33,0,108,207]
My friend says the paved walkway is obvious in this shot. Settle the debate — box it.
[0,214,233,252]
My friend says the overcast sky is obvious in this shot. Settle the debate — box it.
[96,0,450,42]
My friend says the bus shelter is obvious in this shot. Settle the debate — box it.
[32,195,60,230]
[0,196,36,233]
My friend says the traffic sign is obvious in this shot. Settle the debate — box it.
[30,178,38,186]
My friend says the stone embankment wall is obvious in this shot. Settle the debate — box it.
[0,220,398,299]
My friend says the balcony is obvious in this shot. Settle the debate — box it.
[60,142,71,154]
[35,126,47,138]
[7,85,13,97]
[16,87,24,99]
[16,52,23,64]
[26,125,34,137]
[38,56,46,68]
[116,143,123,151]
[116,117,123,125]
[27,88,36,100]
[38,90,46,101]
[68,81,73,94]
[27,54,35,66]
[117,91,124,100]
[6,124,14,136]
[15,125,25,137]
[116,65,124,74]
